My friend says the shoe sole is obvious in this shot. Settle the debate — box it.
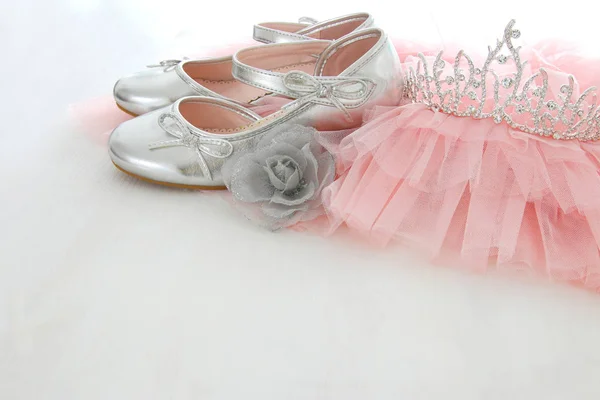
[116,103,139,117]
[112,162,227,190]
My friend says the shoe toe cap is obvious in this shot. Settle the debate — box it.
[113,69,188,116]
[108,110,220,188]
[113,61,207,116]
[113,76,160,116]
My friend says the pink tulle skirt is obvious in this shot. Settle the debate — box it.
[310,39,600,292]
[321,101,600,291]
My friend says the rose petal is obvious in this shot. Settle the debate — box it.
[300,143,319,197]
[270,181,316,206]
[263,155,302,191]
[315,151,335,192]
[295,200,325,221]
[258,125,316,150]
[264,159,288,190]
[263,166,285,191]
[283,168,301,192]
[262,201,308,220]
[256,143,308,172]
[276,130,313,150]
[229,158,274,203]
[221,151,246,185]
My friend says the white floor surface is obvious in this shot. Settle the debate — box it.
[2,1,600,399]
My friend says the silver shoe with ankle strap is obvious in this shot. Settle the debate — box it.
[109,28,402,189]
[114,13,375,116]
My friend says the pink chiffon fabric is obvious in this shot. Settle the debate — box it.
[316,41,600,291]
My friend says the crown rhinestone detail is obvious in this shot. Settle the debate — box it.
[405,20,600,141]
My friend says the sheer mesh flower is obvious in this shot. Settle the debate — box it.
[222,125,335,230]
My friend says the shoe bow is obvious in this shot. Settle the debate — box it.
[149,112,234,181]
[146,58,189,72]
[282,71,372,122]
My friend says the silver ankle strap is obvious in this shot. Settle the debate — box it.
[232,49,376,121]
[296,13,374,37]
[253,18,316,44]
[252,13,374,45]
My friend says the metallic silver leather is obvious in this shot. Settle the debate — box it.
[115,13,376,116]
[113,59,232,116]
[109,97,262,187]
[252,22,313,44]
[296,12,374,38]
[253,13,374,44]
[233,28,403,129]
[110,28,403,188]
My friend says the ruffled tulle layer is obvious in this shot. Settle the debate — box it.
[321,103,600,290]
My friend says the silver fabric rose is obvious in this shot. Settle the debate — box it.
[222,125,335,230]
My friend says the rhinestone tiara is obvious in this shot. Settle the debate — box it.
[404,20,600,141]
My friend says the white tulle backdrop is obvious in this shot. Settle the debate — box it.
[3,1,600,399]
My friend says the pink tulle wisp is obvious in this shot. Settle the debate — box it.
[317,41,600,291]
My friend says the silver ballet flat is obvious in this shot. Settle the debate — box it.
[109,97,262,189]
[113,12,374,116]
[109,28,402,189]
